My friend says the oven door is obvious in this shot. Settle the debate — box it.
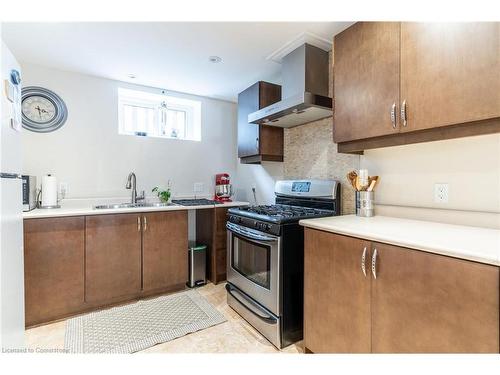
[226,222,280,315]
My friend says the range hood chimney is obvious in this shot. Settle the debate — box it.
[248,43,332,128]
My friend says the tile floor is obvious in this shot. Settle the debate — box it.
[25,282,303,354]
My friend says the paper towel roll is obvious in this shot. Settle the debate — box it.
[41,174,58,207]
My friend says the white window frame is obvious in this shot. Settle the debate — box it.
[118,88,201,141]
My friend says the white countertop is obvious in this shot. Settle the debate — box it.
[299,215,500,266]
[23,198,248,219]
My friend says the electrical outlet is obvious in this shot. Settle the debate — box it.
[434,183,449,203]
[59,182,68,199]
[193,183,204,194]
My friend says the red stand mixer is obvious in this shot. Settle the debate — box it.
[214,173,233,202]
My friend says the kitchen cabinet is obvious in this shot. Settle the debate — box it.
[304,229,371,353]
[142,211,188,292]
[334,22,500,152]
[238,81,283,164]
[24,217,85,326]
[400,23,500,132]
[196,207,229,284]
[303,228,500,353]
[333,22,400,142]
[23,210,190,326]
[371,242,499,353]
[85,214,142,304]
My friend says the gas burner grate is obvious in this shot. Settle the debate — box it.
[171,199,222,206]
[239,204,331,220]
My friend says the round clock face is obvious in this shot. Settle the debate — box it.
[21,87,68,133]
[22,96,57,123]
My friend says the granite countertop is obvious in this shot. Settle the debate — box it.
[23,197,248,219]
[299,215,500,266]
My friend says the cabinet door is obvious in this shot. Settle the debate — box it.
[142,211,188,292]
[371,242,499,353]
[304,229,371,353]
[24,217,85,326]
[238,82,260,158]
[237,81,282,160]
[401,23,500,132]
[213,207,229,283]
[85,214,142,304]
[334,22,400,142]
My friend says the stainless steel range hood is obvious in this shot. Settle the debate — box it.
[248,43,332,128]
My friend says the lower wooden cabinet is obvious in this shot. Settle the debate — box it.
[24,210,189,326]
[23,217,85,326]
[304,228,500,353]
[85,214,142,304]
[304,229,371,353]
[371,242,499,353]
[142,211,188,292]
[196,207,229,284]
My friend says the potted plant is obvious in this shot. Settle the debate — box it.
[152,182,172,203]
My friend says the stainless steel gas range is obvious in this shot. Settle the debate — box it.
[225,179,341,349]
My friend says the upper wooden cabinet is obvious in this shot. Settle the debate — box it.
[334,22,401,142]
[400,23,500,132]
[237,81,283,164]
[303,228,500,353]
[334,22,500,151]
[142,211,188,292]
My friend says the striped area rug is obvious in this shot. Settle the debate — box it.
[64,289,226,353]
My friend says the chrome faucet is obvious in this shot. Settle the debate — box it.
[126,172,145,204]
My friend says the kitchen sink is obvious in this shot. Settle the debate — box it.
[93,202,177,210]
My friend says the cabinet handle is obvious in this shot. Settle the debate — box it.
[390,102,397,129]
[143,216,147,231]
[361,247,367,277]
[137,216,141,232]
[400,100,408,127]
[255,137,259,151]
[371,248,378,279]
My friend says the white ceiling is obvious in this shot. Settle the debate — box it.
[1,22,352,102]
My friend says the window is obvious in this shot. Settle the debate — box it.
[118,88,201,141]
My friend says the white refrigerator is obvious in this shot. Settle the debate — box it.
[0,41,25,350]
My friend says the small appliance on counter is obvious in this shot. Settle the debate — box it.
[21,175,37,211]
[38,174,60,209]
[214,173,233,202]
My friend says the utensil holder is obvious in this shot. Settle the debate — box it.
[356,191,374,217]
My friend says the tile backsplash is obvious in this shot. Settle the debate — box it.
[283,117,360,214]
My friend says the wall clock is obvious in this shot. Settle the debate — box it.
[21,86,68,133]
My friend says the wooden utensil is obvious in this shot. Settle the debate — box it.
[346,171,358,190]
[367,176,379,191]
[355,176,362,191]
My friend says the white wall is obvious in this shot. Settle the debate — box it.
[360,134,500,229]
[233,162,284,205]
[21,63,282,205]
[21,63,245,200]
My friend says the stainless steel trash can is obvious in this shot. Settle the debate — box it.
[188,243,207,288]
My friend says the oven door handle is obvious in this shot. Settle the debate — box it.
[226,222,278,242]
[225,284,278,325]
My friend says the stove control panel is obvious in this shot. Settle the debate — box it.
[227,214,281,236]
